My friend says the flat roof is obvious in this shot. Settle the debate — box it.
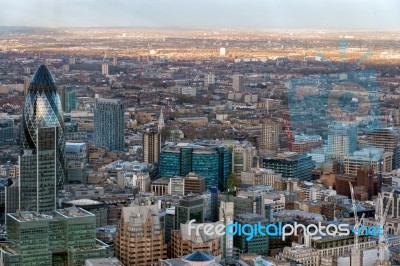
[55,207,95,218]
[8,211,53,222]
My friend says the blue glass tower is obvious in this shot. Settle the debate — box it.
[21,65,65,190]
[159,143,231,191]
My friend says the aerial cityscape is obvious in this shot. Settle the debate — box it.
[1,1,400,266]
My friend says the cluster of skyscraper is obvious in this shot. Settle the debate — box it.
[1,65,109,265]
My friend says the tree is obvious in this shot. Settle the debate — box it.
[227,173,240,193]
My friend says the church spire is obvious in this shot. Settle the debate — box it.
[158,108,165,132]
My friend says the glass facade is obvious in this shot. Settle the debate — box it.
[2,207,109,266]
[65,142,88,184]
[192,152,219,189]
[21,65,65,190]
[159,144,231,190]
[164,212,177,244]
[0,118,14,146]
[19,127,57,212]
[218,146,231,191]
[176,198,204,225]
[233,214,269,256]
[263,154,314,181]
[159,149,181,177]
[61,86,77,113]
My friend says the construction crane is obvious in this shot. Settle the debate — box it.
[221,205,227,264]
[375,190,394,265]
[266,87,276,115]
[282,111,293,151]
[349,182,365,266]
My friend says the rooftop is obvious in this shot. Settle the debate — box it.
[8,211,53,222]
[67,199,103,206]
[55,206,94,218]
[85,258,123,266]
[95,97,122,104]
[183,251,215,262]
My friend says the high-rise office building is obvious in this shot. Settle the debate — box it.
[59,86,77,113]
[231,143,256,174]
[159,143,231,191]
[2,207,109,265]
[263,152,315,181]
[359,127,400,169]
[164,207,178,251]
[204,73,216,86]
[5,179,19,218]
[233,213,269,255]
[344,147,392,176]
[115,205,167,265]
[65,142,88,184]
[101,63,109,76]
[94,98,124,151]
[176,196,204,225]
[327,122,358,163]
[360,128,400,152]
[142,130,161,163]
[162,195,205,255]
[19,126,58,212]
[259,120,281,152]
[113,56,118,66]
[21,65,65,192]
[220,47,226,56]
[23,77,30,95]
[0,117,14,147]
[232,74,244,92]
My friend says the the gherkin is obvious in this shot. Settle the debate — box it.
[21,65,65,189]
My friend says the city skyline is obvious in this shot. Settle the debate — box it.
[1,2,400,264]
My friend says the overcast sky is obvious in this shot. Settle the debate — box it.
[1,0,400,29]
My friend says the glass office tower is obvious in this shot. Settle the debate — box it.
[159,143,231,190]
[19,127,57,212]
[21,65,65,192]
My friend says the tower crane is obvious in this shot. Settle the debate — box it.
[374,190,394,266]
[266,87,276,115]
[349,182,365,266]
[283,111,293,151]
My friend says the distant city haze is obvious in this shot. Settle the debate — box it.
[1,0,400,29]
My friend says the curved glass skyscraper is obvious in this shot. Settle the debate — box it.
[21,65,65,190]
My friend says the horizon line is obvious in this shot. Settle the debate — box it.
[1,25,400,32]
